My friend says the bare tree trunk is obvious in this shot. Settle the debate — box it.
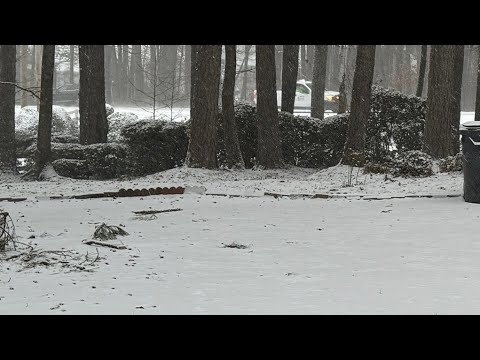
[338,73,347,114]
[424,45,461,158]
[242,45,252,101]
[0,45,17,170]
[306,45,314,80]
[20,45,28,107]
[256,45,284,169]
[132,44,144,100]
[281,45,299,113]
[451,45,464,154]
[35,45,43,109]
[311,45,328,119]
[69,45,75,84]
[105,45,113,105]
[185,45,191,100]
[300,45,306,79]
[36,45,55,176]
[190,45,198,108]
[342,45,376,166]
[275,45,282,90]
[416,45,428,97]
[475,47,480,122]
[79,45,108,145]
[186,45,221,169]
[222,45,245,169]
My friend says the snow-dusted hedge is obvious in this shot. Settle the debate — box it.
[392,150,433,177]
[106,104,115,117]
[52,159,90,179]
[120,120,189,176]
[26,142,128,179]
[439,153,463,172]
[107,111,138,142]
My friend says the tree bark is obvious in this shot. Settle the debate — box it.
[475,47,480,122]
[416,45,428,97]
[105,45,113,105]
[241,45,252,102]
[311,45,328,119]
[0,45,17,170]
[306,45,314,80]
[281,45,299,114]
[79,45,108,145]
[300,45,306,79]
[190,45,198,108]
[342,45,376,166]
[338,73,347,114]
[184,45,191,100]
[132,44,144,100]
[222,45,245,169]
[186,45,222,169]
[424,45,462,158]
[69,45,75,84]
[255,45,284,169]
[36,45,55,176]
[20,45,29,107]
[275,45,282,90]
[451,45,464,154]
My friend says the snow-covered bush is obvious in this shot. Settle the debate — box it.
[52,159,91,179]
[392,150,433,177]
[439,153,463,172]
[106,104,115,117]
[120,120,189,176]
[107,111,138,142]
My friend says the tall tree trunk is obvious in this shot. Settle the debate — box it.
[222,45,245,169]
[475,47,480,122]
[242,45,252,102]
[185,45,191,100]
[342,45,376,166]
[35,45,43,109]
[416,45,428,97]
[112,45,119,101]
[300,45,306,79]
[281,45,299,113]
[69,45,75,84]
[186,45,221,169]
[306,45,314,80]
[256,45,284,169]
[311,45,328,119]
[190,45,198,108]
[149,45,157,90]
[451,45,464,154]
[79,45,108,145]
[338,73,347,114]
[132,44,143,100]
[105,45,113,105]
[128,45,135,100]
[0,45,17,170]
[20,45,28,107]
[424,45,461,158]
[36,45,55,176]
[275,45,282,90]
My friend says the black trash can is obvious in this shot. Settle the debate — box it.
[460,122,480,203]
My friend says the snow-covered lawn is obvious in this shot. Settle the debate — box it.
[2,164,479,314]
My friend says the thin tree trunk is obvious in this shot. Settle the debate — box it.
[311,45,328,119]
[416,45,428,97]
[35,45,43,109]
[186,45,221,169]
[306,45,314,80]
[281,45,299,113]
[451,45,464,154]
[342,45,376,166]
[256,45,284,169]
[36,45,55,176]
[20,45,28,107]
[132,44,144,99]
[69,45,75,84]
[190,45,198,108]
[300,45,306,79]
[338,73,347,114]
[0,45,17,170]
[185,45,191,100]
[242,45,252,102]
[222,45,245,169]
[475,47,480,122]
[105,45,113,105]
[79,45,108,145]
[275,45,282,90]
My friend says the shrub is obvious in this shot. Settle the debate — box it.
[52,159,91,179]
[392,150,433,177]
[120,120,189,176]
[439,153,463,172]
[107,111,139,142]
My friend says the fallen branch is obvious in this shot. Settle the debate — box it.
[133,208,182,215]
[83,240,127,250]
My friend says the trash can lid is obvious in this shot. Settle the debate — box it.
[462,121,480,128]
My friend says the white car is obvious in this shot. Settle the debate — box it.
[253,79,340,112]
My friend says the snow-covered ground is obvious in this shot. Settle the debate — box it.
[2,107,479,314]
[2,163,479,315]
